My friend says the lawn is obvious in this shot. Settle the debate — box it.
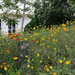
[0,21,75,75]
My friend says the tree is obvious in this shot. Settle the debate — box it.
[21,0,26,32]
[0,0,31,33]
[0,0,22,34]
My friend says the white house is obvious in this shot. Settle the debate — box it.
[0,0,36,35]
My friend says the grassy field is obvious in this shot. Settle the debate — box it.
[0,21,75,75]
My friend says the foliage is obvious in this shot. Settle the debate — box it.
[24,0,75,31]
[0,0,31,27]
[0,21,75,75]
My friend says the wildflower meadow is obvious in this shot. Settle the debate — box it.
[0,21,75,75]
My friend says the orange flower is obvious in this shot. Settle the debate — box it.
[46,68,49,71]
[0,65,3,68]
[53,72,57,75]
[56,30,57,32]
[50,29,52,31]
[67,48,69,50]
[52,42,53,43]
[3,62,6,65]
[52,39,55,41]
[7,64,10,67]
[18,73,20,75]
[71,27,73,30]
[64,29,66,31]
[63,27,65,29]
[31,66,34,69]
[65,45,67,47]
[11,63,13,65]
[7,50,10,53]
[56,40,57,42]
[67,28,69,31]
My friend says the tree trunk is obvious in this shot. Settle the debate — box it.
[21,0,26,32]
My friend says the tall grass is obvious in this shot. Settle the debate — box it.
[0,21,75,75]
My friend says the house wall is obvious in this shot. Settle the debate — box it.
[16,16,31,33]
[1,20,8,35]
[0,16,31,35]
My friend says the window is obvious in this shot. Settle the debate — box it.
[8,19,15,34]
[0,19,1,30]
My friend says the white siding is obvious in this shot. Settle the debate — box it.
[1,20,8,35]
[16,17,31,32]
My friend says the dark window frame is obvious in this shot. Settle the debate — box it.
[0,19,1,30]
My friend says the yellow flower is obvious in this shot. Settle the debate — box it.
[25,55,28,57]
[63,57,66,60]
[28,25,30,26]
[48,56,50,59]
[43,43,45,45]
[32,59,34,61]
[27,60,30,62]
[40,44,42,46]
[54,43,56,45]
[42,47,44,49]
[30,36,32,37]
[27,65,30,67]
[54,48,56,50]
[8,43,10,45]
[40,60,42,63]
[31,66,34,69]
[48,38,50,39]
[21,33,23,35]
[62,24,66,26]
[20,40,22,41]
[13,57,18,60]
[4,66,7,70]
[20,37,22,38]
[51,34,53,36]
[24,38,28,40]
[45,65,47,67]
[46,68,49,71]
[66,61,70,65]
[47,46,49,48]
[0,44,1,46]
[39,25,41,27]
[44,36,46,38]
[37,26,38,28]
[37,41,39,43]
[59,60,63,63]
[17,29,19,30]
[37,54,40,57]
[33,27,35,30]
[50,66,53,69]
[35,51,37,53]
[31,49,33,51]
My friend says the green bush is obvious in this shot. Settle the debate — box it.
[24,0,75,31]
